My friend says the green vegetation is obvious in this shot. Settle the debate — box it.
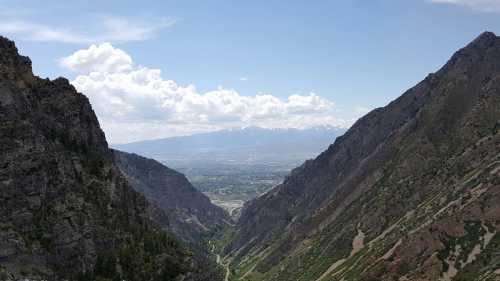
[437,221,485,272]
[179,163,288,213]
[78,228,192,281]
[205,225,237,255]
[454,232,500,281]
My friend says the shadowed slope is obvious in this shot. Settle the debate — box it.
[0,36,222,281]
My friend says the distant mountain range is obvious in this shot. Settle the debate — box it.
[113,126,346,167]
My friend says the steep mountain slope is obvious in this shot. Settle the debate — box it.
[113,150,231,246]
[114,126,346,167]
[225,32,500,281]
[0,36,222,281]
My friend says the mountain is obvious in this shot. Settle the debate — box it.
[224,32,500,281]
[113,126,346,167]
[112,150,231,247]
[0,36,222,281]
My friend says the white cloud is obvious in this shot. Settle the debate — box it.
[239,77,248,81]
[0,16,175,44]
[98,16,176,42]
[0,21,90,44]
[62,43,352,143]
[429,0,500,12]
[60,43,132,73]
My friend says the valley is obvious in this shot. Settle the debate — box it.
[176,163,289,215]
[114,126,345,216]
[0,9,499,280]
[81,32,500,281]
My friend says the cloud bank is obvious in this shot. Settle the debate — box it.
[61,43,351,143]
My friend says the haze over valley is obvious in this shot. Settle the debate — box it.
[114,126,346,213]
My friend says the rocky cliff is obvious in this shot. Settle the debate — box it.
[0,36,221,281]
[113,150,231,247]
[225,32,500,281]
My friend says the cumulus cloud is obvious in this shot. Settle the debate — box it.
[429,0,500,12]
[61,43,351,143]
[60,43,132,73]
[0,16,175,44]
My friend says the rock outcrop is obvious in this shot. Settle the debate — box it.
[113,150,231,247]
[225,32,500,281]
[0,36,221,281]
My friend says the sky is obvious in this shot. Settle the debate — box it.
[1,0,500,143]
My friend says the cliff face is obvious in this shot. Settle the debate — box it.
[113,150,231,246]
[0,36,221,281]
[226,32,500,281]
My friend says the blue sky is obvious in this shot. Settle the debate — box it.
[2,0,500,142]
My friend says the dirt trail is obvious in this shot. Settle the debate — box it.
[224,264,230,281]
[381,238,402,260]
[217,255,230,281]
[315,259,346,281]
[315,226,366,281]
